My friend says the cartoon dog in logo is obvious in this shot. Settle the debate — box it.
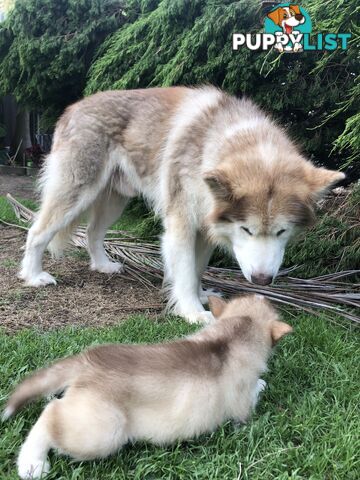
[267,4,305,52]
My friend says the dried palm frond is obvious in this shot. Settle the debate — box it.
[5,194,360,324]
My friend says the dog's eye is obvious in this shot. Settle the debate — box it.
[283,14,287,18]
[219,214,232,223]
[276,229,286,237]
[241,227,253,236]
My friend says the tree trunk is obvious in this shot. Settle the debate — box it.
[11,108,32,165]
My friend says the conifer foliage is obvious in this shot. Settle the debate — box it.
[0,0,126,127]
[0,0,358,171]
[85,0,359,173]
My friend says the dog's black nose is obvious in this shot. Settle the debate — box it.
[295,14,303,21]
[251,274,273,286]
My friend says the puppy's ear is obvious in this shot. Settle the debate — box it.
[271,320,293,345]
[305,166,345,198]
[208,296,227,318]
[204,170,232,200]
[267,8,281,26]
[290,4,301,15]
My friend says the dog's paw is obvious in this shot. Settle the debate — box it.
[252,379,267,408]
[91,261,124,274]
[256,379,267,396]
[232,419,246,430]
[199,288,223,305]
[293,42,303,52]
[17,456,50,479]
[21,271,57,287]
[185,311,215,324]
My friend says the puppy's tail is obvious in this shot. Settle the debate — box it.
[2,357,80,421]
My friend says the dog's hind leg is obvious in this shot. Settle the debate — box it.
[87,190,129,273]
[17,404,53,479]
[19,170,103,287]
[17,391,128,478]
[47,389,128,461]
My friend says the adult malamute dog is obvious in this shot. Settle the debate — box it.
[20,86,344,323]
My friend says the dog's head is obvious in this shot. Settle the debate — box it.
[267,5,305,34]
[204,151,344,286]
[208,294,292,348]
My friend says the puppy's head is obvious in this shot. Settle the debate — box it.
[208,294,292,348]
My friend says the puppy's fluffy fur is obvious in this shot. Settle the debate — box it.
[4,295,292,479]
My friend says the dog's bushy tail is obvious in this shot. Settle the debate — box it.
[37,153,85,258]
[2,357,80,421]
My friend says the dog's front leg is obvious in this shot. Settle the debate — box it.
[162,217,214,324]
[232,379,267,428]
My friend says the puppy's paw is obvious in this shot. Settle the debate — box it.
[252,379,267,408]
[21,271,57,287]
[17,456,50,479]
[256,379,267,396]
[232,419,246,430]
[91,261,124,274]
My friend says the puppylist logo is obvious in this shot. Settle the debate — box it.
[233,3,351,53]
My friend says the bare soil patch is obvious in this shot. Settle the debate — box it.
[0,173,38,200]
[0,174,164,332]
[0,226,164,333]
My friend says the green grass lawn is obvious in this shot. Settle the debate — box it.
[1,314,359,480]
[1,193,359,478]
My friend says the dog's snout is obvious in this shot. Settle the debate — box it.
[295,14,303,21]
[251,274,273,286]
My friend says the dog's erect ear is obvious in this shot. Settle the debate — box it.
[204,170,232,200]
[271,320,293,345]
[289,4,301,15]
[305,166,345,198]
[208,296,227,318]
[267,8,281,26]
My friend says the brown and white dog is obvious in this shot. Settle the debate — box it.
[3,295,292,479]
[267,4,305,52]
[19,86,344,323]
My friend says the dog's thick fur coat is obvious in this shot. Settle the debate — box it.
[19,86,344,322]
[3,295,292,479]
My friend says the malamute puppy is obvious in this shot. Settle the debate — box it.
[19,86,344,322]
[3,295,292,479]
